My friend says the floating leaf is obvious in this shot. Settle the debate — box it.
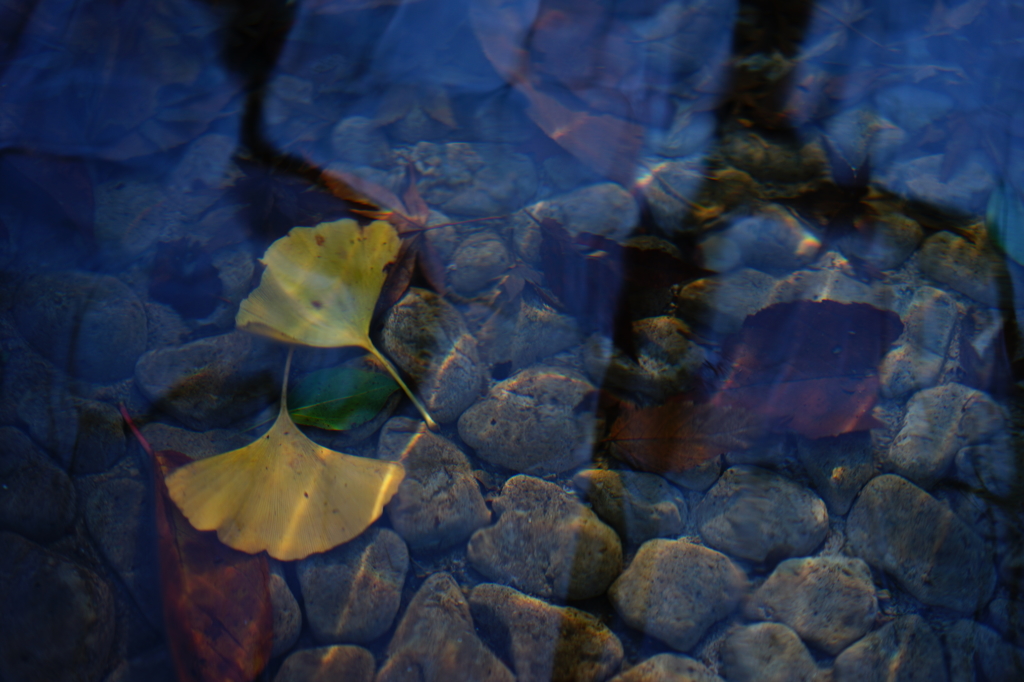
[166,352,405,561]
[607,398,765,473]
[289,365,398,431]
[710,300,903,439]
[236,217,436,429]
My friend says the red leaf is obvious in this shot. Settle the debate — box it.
[606,398,765,473]
[711,300,903,439]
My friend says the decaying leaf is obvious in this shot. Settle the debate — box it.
[288,364,398,431]
[607,398,765,473]
[120,406,273,682]
[710,300,903,439]
[165,352,405,561]
[236,217,436,428]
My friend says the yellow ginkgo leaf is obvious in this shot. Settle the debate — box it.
[237,218,436,430]
[165,351,405,561]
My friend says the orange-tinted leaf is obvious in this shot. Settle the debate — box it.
[154,448,273,682]
[607,398,765,473]
[711,300,903,439]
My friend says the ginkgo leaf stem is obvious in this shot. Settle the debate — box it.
[366,344,438,431]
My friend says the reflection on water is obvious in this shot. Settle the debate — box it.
[1,0,1023,679]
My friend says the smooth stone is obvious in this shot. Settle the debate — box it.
[608,653,723,682]
[944,619,1024,682]
[700,204,820,274]
[989,597,1024,648]
[847,474,995,613]
[469,583,623,682]
[653,110,716,159]
[458,367,597,475]
[381,288,485,424]
[770,265,888,307]
[297,528,408,644]
[136,422,250,461]
[104,646,176,682]
[886,154,995,214]
[526,182,639,241]
[601,316,707,401]
[467,475,622,601]
[68,399,126,474]
[377,417,490,552]
[447,230,511,296]
[879,288,957,399]
[376,573,514,682]
[638,157,707,237]
[694,466,829,564]
[882,383,1004,488]
[957,434,1018,500]
[13,272,146,383]
[796,432,875,515]
[134,330,278,430]
[0,532,115,682]
[721,131,826,183]
[0,426,75,542]
[412,142,537,216]
[743,555,878,655]
[662,456,722,492]
[837,213,923,271]
[609,538,748,652]
[721,623,827,682]
[330,116,390,168]
[477,294,579,372]
[274,645,375,682]
[821,106,905,178]
[269,562,301,659]
[674,268,776,336]
[833,615,947,682]
[919,231,1006,307]
[80,461,161,630]
[572,469,688,545]
[879,344,946,399]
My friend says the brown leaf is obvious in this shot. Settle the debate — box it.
[710,300,903,439]
[607,398,765,473]
[154,450,274,682]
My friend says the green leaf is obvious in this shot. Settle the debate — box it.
[288,365,399,431]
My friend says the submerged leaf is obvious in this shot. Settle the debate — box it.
[607,399,764,473]
[165,367,405,561]
[711,300,903,439]
[289,365,398,431]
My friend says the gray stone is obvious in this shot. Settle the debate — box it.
[609,538,748,652]
[700,205,820,274]
[376,573,514,682]
[448,230,511,296]
[944,619,1024,682]
[847,474,995,613]
[134,330,279,430]
[476,294,580,372]
[458,367,597,474]
[297,527,408,644]
[744,555,878,655]
[918,232,1005,306]
[0,532,115,682]
[675,268,776,336]
[882,383,1004,488]
[330,116,390,168]
[821,107,905,179]
[573,469,688,545]
[526,182,639,241]
[881,287,957,399]
[275,645,374,682]
[136,422,250,461]
[80,463,161,629]
[269,562,301,659]
[694,466,828,564]
[837,213,923,271]
[796,432,876,515]
[956,434,1017,499]
[662,456,722,492]
[888,154,995,214]
[988,597,1024,648]
[13,272,147,383]
[609,653,723,682]
[377,417,490,552]
[722,132,825,183]
[69,398,126,474]
[469,583,623,682]
[411,142,537,216]
[467,475,622,601]
[833,615,947,682]
[721,623,826,682]
[0,427,75,542]
[638,157,707,237]
[602,316,707,401]
[381,288,484,424]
